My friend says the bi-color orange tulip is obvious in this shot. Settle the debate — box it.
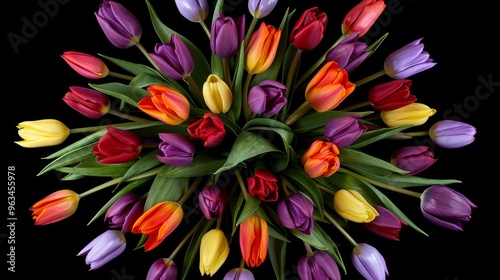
[138,84,190,125]
[245,22,281,74]
[301,140,340,178]
[239,214,268,267]
[380,102,436,128]
[30,189,80,225]
[333,189,378,223]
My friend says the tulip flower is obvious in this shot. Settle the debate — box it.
[60,51,109,79]
[203,74,233,113]
[150,34,195,80]
[429,120,476,149]
[289,7,328,51]
[138,84,190,125]
[15,119,70,148]
[333,189,378,223]
[146,258,178,280]
[248,80,287,116]
[132,201,183,251]
[420,185,477,231]
[30,189,79,225]
[368,79,416,111]
[104,193,145,233]
[199,229,230,276]
[198,184,228,220]
[174,0,209,23]
[324,114,367,149]
[92,126,142,164]
[276,192,314,235]
[364,205,407,241]
[297,250,341,280]
[305,61,356,112]
[341,0,386,37]
[157,133,195,166]
[248,0,278,19]
[301,140,340,178]
[95,0,142,48]
[380,102,436,128]
[245,22,282,74]
[211,12,246,58]
[77,230,126,270]
[224,268,255,280]
[390,146,437,175]
[325,32,370,73]
[247,169,279,202]
[187,112,226,148]
[352,243,389,280]
[239,214,268,267]
[63,86,110,119]
[384,38,436,79]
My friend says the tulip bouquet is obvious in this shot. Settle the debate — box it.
[16,0,478,279]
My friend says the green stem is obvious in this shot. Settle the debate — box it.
[281,48,302,121]
[405,131,430,137]
[168,219,200,260]
[323,211,358,247]
[242,73,254,122]
[234,168,249,200]
[186,75,203,100]
[178,176,204,205]
[200,20,211,39]
[284,101,311,126]
[354,69,386,87]
[303,241,314,255]
[223,58,232,88]
[68,121,163,134]
[108,71,135,80]
[339,100,372,112]
[108,108,151,123]
[243,17,259,48]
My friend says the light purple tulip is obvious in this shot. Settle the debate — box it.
[352,243,388,280]
[297,250,341,280]
[429,120,476,149]
[223,267,255,280]
[420,185,477,231]
[248,0,278,19]
[390,145,437,175]
[157,133,195,166]
[384,38,436,79]
[211,12,246,58]
[248,80,287,116]
[324,114,367,148]
[104,193,145,233]
[198,184,228,220]
[174,0,209,22]
[77,230,126,270]
[325,32,370,73]
[276,193,314,235]
[95,0,142,48]
[146,258,178,280]
[364,205,407,241]
[150,34,195,80]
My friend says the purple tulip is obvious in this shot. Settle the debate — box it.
[104,193,145,233]
[77,230,126,270]
[157,133,195,166]
[352,243,388,280]
[211,12,246,58]
[95,0,142,48]
[174,0,209,22]
[325,32,370,73]
[364,205,407,241]
[384,38,436,79]
[324,114,367,149]
[146,258,178,280]
[390,146,437,175]
[429,120,476,149]
[248,80,287,116]
[198,184,228,219]
[223,267,255,280]
[420,185,477,231]
[297,250,341,280]
[276,193,314,235]
[248,0,278,19]
[150,34,195,80]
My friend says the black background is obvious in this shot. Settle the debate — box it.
[4,0,498,279]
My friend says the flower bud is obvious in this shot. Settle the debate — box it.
[248,80,287,116]
[15,119,70,148]
[247,169,279,202]
[364,205,407,240]
[95,0,142,48]
[380,102,436,128]
[146,258,178,280]
[324,114,367,149]
[198,184,228,219]
[157,133,195,166]
[203,74,233,113]
[301,140,340,178]
[211,12,246,58]
[352,243,389,280]
[277,193,314,235]
[174,0,209,22]
[384,38,436,79]
[187,112,226,148]
[368,79,416,111]
[63,86,110,119]
[30,189,79,225]
[390,146,437,175]
[429,120,476,149]
[199,229,230,276]
[333,189,378,223]
[290,7,328,51]
[342,0,386,37]
[325,32,370,73]
[104,193,145,233]
[224,267,255,280]
[297,250,341,280]
[77,230,126,270]
[245,22,281,74]
[138,84,190,125]
[248,0,278,19]
[239,214,268,267]
[150,34,195,80]
[61,51,109,79]
[92,126,142,164]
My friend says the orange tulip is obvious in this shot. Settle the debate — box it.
[245,22,282,74]
[301,140,340,178]
[305,61,355,112]
[30,189,79,225]
[138,84,190,125]
[239,214,269,267]
[131,201,183,251]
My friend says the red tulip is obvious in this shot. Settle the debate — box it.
[92,126,142,164]
[290,7,328,51]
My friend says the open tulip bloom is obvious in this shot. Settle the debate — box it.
[19,0,479,279]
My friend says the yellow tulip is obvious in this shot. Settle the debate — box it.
[333,189,378,223]
[15,119,70,148]
[380,103,436,127]
[199,229,229,276]
[202,74,233,113]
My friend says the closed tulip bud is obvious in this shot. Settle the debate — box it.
[146,258,178,280]
[203,74,233,113]
[15,119,70,148]
[297,250,341,280]
[324,114,367,149]
[364,205,407,241]
[150,34,195,80]
[30,189,79,225]
[224,267,255,280]
[248,80,287,116]
[157,133,195,166]
[290,7,328,51]
[199,229,230,276]
[92,126,142,164]
[342,0,386,37]
[132,201,183,251]
[63,86,110,119]
[429,120,476,149]
[211,12,246,58]
[198,184,228,219]
[420,185,477,231]
[277,193,314,235]
[333,189,378,223]
[305,61,356,112]
[368,79,415,111]
[325,32,370,73]
[95,0,142,48]
[239,214,268,267]
[380,102,436,128]
[384,38,436,79]
[61,51,109,79]
[352,243,389,280]
[104,193,145,233]
[247,169,279,202]
[77,230,126,270]
[187,112,226,148]
[248,0,278,19]
[390,146,437,175]
[138,84,190,125]
[174,0,209,22]
[245,22,282,74]
[301,140,340,178]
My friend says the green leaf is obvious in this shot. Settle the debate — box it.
[161,151,226,178]
[129,72,168,89]
[98,54,162,78]
[349,125,414,149]
[292,111,374,135]
[37,144,95,176]
[56,157,133,177]
[227,45,245,122]
[116,149,162,187]
[144,171,189,210]
[235,196,261,226]
[181,219,215,280]
[339,148,408,176]
[354,170,462,188]
[268,236,288,280]
[89,82,148,108]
